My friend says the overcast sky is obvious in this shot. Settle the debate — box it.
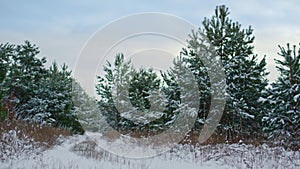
[1,0,300,86]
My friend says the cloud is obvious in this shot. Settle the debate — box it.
[1,0,300,85]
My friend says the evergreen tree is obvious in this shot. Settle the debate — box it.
[18,62,84,133]
[0,43,12,120]
[73,80,104,132]
[0,41,83,133]
[1,41,47,118]
[127,68,164,125]
[180,34,213,132]
[182,5,268,138]
[160,63,181,127]
[162,56,199,136]
[96,54,169,133]
[96,53,133,130]
[263,43,300,147]
[0,41,47,121]
[0,43,10,84]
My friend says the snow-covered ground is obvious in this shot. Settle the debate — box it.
[1,134,300,169]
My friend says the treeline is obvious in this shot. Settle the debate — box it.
[96,6,299,148]
[0,5,299,148]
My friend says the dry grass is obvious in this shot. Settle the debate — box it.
[1,131,299,169]
[69,138,300,169]
[0,119,70,161]
[73,140,103,159]
[180,130,265,145]
[1,120,299,168]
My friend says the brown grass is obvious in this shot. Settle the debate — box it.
[179,129,300,151]
[0,120,70,147]
[73,140,103,159]
[180,130,265,145]
[178,129,271,148]
[99,128,269,148]
[0,119,71,161]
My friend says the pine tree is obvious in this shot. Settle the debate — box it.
[0,44,10,84]
[0,41,83,133]
[161,63,181,128]
[1,41,47,120]
[0,43,12,120]
[96,53,133,130]
[73,80,104,132]
[263,43,300,147]
[17,62,84,133]
[127,68,163,124]
[96,54,168,133]
[180,34,213,132]
[182,5,269,139]
[163,56,199,139]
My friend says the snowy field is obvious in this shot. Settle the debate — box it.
[1,134,300,169]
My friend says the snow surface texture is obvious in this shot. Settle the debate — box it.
[1,134,300,169]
